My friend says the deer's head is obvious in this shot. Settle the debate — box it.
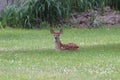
[50,29,63,42]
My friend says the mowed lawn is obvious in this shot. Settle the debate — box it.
[0,27,120,80]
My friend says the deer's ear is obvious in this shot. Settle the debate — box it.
[50,29,54,34]
[59,29,63,34]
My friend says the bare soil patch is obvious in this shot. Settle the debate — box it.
[65,7,120,28]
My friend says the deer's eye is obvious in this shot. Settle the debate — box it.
[53,35,57,37]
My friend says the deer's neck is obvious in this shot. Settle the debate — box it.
[55,38,62,50]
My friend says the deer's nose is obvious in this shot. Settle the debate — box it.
[55,37,57,40]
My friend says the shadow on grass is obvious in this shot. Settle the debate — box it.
[82,43,120,50]
[0,43,120,55]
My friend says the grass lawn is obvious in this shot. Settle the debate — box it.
[0,27,120,80]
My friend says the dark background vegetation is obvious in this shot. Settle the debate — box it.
[0,0,120,29]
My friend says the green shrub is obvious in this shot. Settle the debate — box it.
[0,1,28,28]
[1,0,67,28]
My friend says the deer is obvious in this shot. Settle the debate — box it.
[50,29,79,51]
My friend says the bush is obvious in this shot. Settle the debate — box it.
[0,1,28,28]
[0,0,66,28]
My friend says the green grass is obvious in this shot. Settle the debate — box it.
[0,27,120,80]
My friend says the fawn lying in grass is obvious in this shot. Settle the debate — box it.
[50,29,79,51]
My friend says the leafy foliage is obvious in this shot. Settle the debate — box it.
[1,0,66,28]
